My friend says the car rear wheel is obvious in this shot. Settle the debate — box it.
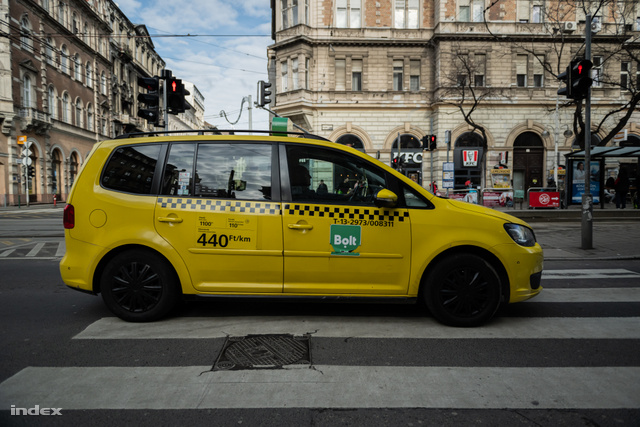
[424,253,502,327]
[100,249,179,322]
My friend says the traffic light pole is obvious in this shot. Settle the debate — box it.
[163,70,170,134]
[582,15,593,249]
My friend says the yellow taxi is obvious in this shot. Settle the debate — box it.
[60,130,543,327]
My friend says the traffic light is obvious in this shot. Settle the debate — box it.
[557,62,573,99]
[257,80,272,107]
[392,154,405,170]
[421,135,437,150]
[27,166,35,177]
[571,59,593,100]
[167,78,191,114]
[137,76,160,124]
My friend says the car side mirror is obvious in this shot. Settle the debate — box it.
[374,189,398,208]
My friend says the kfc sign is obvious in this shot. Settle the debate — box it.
[463,150,479,167]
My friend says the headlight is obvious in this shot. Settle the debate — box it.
[503,223,536,247]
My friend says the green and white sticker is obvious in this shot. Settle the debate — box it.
[330,224,361,256]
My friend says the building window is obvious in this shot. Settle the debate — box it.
[281,0,299,29]
[42,0,49,12]
[352,59,362,91]
[101,72,107,95]
[292,0,299,26]
[87,105,93,131]
[533,55,544,87]
[592,56,603,88]
[74,54,82,80]
[72,13,79,33]
[337,0,361,28]
[305,58,310,89]
[20,17,33,51]
[22,75,32,108]
[532,5,543,23]
[305,0,310,24]
[281,61,289,91]
[48,86,57,119]
[86,62,92,87]
[621,61,630,89]
[516,55,528,87]
[410,60,420,91]
[62,93,70,123]
[75,99,83,128]
[45,38,55,65]
[335,59,346,91]
[58,1,65,25]
[459,2,470,22]
[292,57,299,90]
[472,0,484,22]
[395,0,419,28]
[393,60,404,91]
[473,54,485,87]
[61,45,69,73]
[281,0,288,28]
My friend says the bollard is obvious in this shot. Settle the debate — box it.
[53,194,56,207]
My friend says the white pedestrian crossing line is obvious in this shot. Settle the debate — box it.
[532,287,640,303]
[75,316,640,340]
[25,242,45,257]
[1,366,638,410]
[543,269,640,279]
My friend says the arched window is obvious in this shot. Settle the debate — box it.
[83,22,89,44]
[85,62,92,87]
[75,99,83,128]
[336,134,365,150]
[20,16,33,51]
[74,54,82,80]
[61,45,69,73]
[87,104,94,131]
[454,131,484,147]
[391,134,421,149]
[45,37,55,65]
[72,13,79,33]
[22,75,32,108]
[621,134,640,147]
[48,85,57,119]
[62,93,70,123]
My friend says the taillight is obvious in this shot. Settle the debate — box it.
[63,204,75,229]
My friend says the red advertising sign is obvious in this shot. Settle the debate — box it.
[529,191,560,208]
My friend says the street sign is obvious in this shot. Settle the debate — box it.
[17,135,27,145]
[613,129,628,143]
[22,149,32,157]
[442,162,454,189]
[21,157,33,166]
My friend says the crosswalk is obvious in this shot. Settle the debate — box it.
[0,240,65,259]
[1,268,639,417]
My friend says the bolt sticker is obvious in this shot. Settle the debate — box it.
[330,224,361,256]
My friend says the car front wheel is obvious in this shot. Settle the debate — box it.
[100,249,179,322]
[424,253,502,327]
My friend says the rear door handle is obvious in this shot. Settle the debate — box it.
[288,223,313,230]
[158,217,184,223]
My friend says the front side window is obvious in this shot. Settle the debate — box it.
[286,145,387,205]
[195,143,272,201]
[102,144,161,194]
[161,143,196,196]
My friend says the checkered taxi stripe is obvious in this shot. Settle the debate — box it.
[157,198,281,215]
[284,204,409,222]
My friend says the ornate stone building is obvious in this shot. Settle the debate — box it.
[0,0,166,206]
[268,0,640,199]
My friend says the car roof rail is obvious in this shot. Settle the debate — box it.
[115,129,331,142]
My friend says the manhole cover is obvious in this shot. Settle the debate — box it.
[213,334,311,371]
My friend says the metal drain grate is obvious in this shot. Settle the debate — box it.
[213,334,311,371]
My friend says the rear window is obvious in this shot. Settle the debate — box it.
[102,144,161,194]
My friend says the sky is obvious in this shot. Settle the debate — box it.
[115,0,273,130]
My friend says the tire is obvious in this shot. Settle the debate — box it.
[423,253,502,327]
[100,249,179,322]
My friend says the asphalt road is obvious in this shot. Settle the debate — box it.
[0,253,639,426]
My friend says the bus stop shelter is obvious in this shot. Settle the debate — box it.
[565,146,640,208]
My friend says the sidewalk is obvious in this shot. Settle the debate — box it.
[1,202,639,260]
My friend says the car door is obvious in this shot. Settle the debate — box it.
[154,141,283,293]
[281,143,412,295]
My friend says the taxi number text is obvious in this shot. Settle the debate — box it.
[332,219,394,227]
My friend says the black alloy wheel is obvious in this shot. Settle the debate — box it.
[424,253,502,327]
[100,249,179,322]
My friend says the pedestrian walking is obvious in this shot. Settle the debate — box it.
[614,167,630,209]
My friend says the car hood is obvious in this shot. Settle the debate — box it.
[444,198,531,227]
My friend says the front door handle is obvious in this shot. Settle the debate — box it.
[288,223,313,230]
[158,216,183,224]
